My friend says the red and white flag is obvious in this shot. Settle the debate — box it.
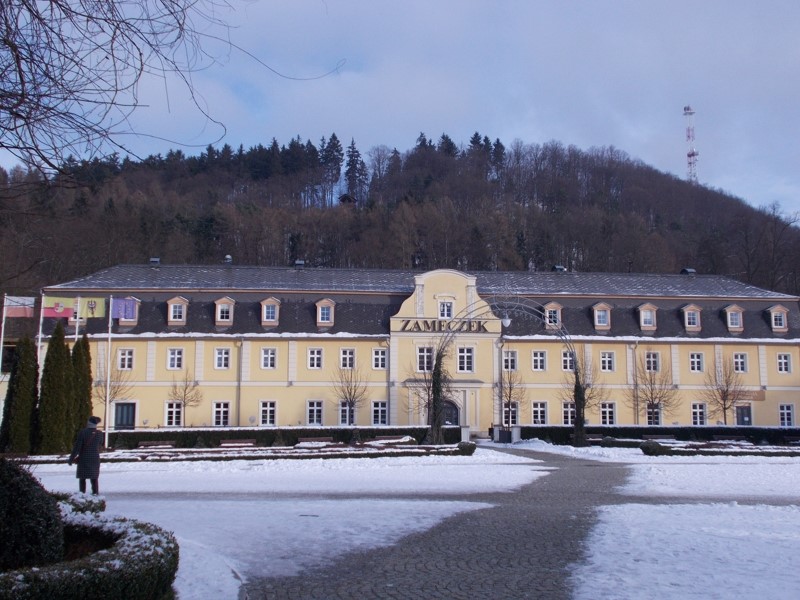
[3,296,35,318]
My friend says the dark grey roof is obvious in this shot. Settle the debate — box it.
[45,264,797,301]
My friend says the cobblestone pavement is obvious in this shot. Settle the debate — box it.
[240,448,633,600]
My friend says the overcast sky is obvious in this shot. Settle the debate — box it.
[12,1,800,213]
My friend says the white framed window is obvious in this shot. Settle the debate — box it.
[503,350,517,371]
[217,303,232,322]
[372,401,388,425]
[167,348,184,370]
[339,401,355,425]
[308,348,323,369]
[601,402,616,425]
[562,350,575,372]
[417,346,433,372]
[733,352,748,373]
[170,303,185,322]
[439,301,453,320]
[546,308,560,326]
[307,400,323,425]
[503,402,519,426]
[771,310,787,330]
[689,352,704,373]
[532,350,546,371]
[532,402,547,425]
[593,306,610,329]
[372,348,387,370]
[600,351,615,372]
[692,403,707,426]
[165,402,182,427]
[261,347,276,369]
[117,348,134,370]
[646,406,661,426]
[340,348,355,369]
[727,310,742,329]
[645,351,660,372]
[683,305,701,330]
[213,402,230,426]
[260,400,276,426]
[215,348,230,370]
[263,304,277,321]
[778,353,791,373]
[457,347,474,373]
[639,304,657,330]
[779,404,794,427]
[319,305,332,323]
[562,402,576,425]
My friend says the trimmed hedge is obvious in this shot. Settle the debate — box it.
[0,493,179,600]
[109,426,463,449]
[517,425,800,446]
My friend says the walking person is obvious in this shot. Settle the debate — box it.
[68,416,104,495]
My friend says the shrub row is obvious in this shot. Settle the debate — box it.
[109,426,463,449]
[518,425,800,446]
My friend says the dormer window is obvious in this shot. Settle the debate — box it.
[543,302,562,330]
[638,303,657,332]
[167,296,188,326]
[316,298,336,327]
[682,304,702,332]
[768,305,789,333]
[116,297,140,327]
[214,297,235,327]
[592,303,612,331]
[724,305,744,332]
[260,297,281,327]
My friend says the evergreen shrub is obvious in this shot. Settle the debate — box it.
[0,458,64,570]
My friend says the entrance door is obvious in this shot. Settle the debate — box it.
[114,402,136,430]
[442,401,460,426]
[736,405,752,426]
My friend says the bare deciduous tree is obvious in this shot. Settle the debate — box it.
[625,348,680,424]
[558,346,607,445]
[1,0,227,172]
[700,356,748,425]
[497,365,526,429]
[405,343,453,444]
[331,363,368,426]
[167,370,203,417]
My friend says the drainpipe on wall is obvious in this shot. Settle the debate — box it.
[236,338,243,426]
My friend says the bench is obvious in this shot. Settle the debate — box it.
[712,435,748,442]
[137,440,176,449]
[219,439,257,447]
[642,434,676,441]
[297,437,334,444]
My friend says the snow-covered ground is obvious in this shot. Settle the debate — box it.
[32,440,800,599]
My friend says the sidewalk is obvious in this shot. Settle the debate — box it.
[241,448,631,600]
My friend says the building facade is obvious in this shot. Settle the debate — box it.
[5,263,800,432]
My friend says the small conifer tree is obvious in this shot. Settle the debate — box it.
[34,321,74,454]
[71,334,93,435]
[0,338,39,454]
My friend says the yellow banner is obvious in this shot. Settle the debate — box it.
[76,297,106,319]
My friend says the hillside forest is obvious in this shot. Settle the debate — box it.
[1,131,799,297]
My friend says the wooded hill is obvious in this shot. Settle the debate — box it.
[2,131,799,296]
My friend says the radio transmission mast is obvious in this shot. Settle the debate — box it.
[683,105,699,183]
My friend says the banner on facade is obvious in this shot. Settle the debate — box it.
[3,296,36,318]
[111,297,137,320]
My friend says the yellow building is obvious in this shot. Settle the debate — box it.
[6,263,800,433]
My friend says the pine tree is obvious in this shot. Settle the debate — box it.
[71,334,93,435]
[0,338,39,454]
[34,321,73,454]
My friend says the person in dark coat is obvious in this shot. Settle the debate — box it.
[68,416,104,494]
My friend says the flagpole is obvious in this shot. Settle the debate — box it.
[36,292,45,370]
[105,296,113,447]
[0,295,7,380]
[74,296,81,343]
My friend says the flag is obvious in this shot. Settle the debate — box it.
[77,297,106,319]
[3,296,35,318]
[42,296,75,318]
[111,297,137,320]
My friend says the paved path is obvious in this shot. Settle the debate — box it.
[241,448,632,600]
